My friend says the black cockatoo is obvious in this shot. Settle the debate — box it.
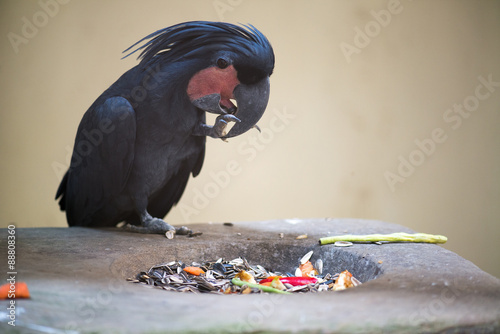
[55,21,274,234]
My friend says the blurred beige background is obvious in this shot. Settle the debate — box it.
[1,1,499,277]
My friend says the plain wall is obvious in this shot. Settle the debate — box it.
[1,0,499,278]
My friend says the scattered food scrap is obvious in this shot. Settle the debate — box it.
[183,266,205,276]
[0,282,30,299]
[129,252,361,294]
[332,270,354,291]
[163,226,202,239]
[270,276,286,291]
[234,270,257,284]
[299,261,318,277]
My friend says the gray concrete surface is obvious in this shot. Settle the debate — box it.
[1,218,499,333]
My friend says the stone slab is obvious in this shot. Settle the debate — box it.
[0,218,499,333]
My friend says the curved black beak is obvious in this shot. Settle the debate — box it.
[222,77,270,138]
[191,77,270,139]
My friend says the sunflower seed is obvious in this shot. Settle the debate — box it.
[334,241,353,247]
[352,276,362,286]
[315,259,323,275]
[288,285,309,292]
[300,250,314,264]
[213,262,226,275]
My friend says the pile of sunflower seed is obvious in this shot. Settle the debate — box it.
[128,255,361,294]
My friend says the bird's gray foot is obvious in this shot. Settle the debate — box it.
[125,217,174,234]
[193,114,241,139]
[124,212,191,236]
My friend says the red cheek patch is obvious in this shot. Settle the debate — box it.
[187,65,240,102]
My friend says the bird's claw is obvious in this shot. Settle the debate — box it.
[192,114,241,139]
[124,216,175,235]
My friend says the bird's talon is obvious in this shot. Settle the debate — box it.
[219,114,241,123]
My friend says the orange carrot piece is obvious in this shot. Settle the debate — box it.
[259,281,272,286]
[183,266,205,276]
[0,282,30,299]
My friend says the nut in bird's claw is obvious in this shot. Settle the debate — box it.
[216,114,240,141]
[165,230,175,239]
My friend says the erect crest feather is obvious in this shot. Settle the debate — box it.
[122,21,274,70]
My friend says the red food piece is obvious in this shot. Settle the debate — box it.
[259,276,317,286]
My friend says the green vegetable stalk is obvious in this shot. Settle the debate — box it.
[231,278,292,294]
[319,232,447,245]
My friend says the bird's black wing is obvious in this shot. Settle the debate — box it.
[142,136,205,222]
[58,96,136,227]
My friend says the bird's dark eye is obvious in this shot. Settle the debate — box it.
[216,58,229,69]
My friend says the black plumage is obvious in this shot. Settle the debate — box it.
[56,21,274,233]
